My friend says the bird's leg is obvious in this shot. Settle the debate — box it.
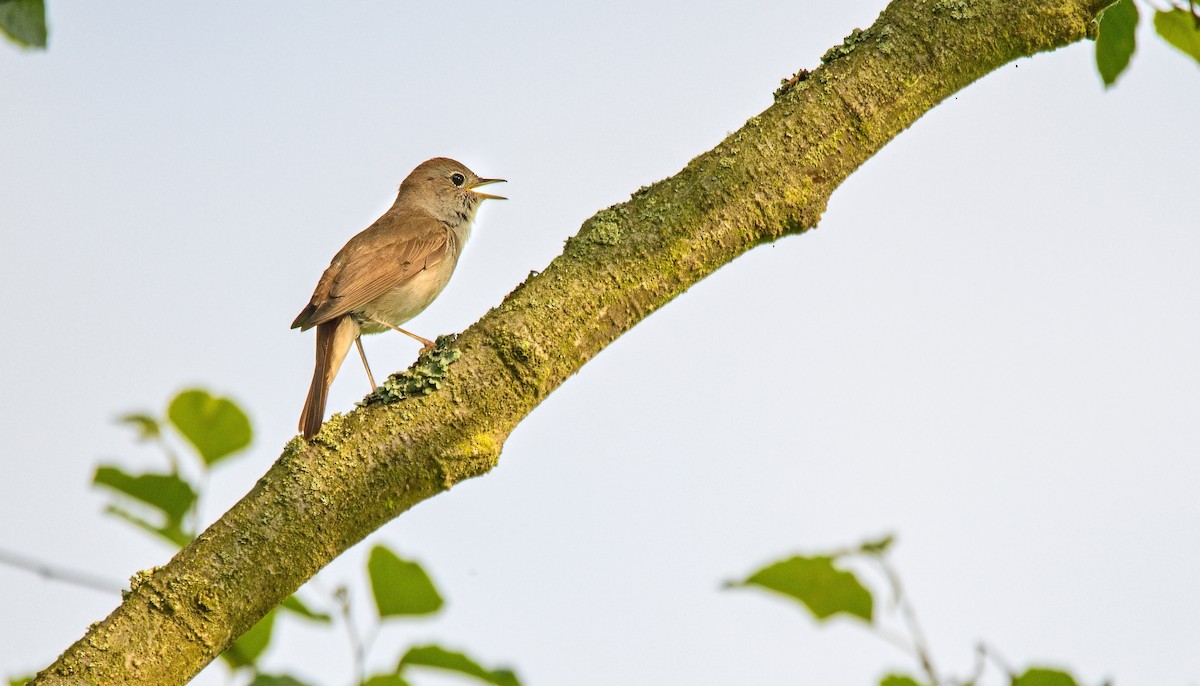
[354,336,377,391]
[367,317,437,354]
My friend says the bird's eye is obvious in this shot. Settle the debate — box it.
[450,173,466,187]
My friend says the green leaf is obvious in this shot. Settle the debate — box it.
[279,594,332,622]
[1096,0,1138,87]
[118,413,162,441]
[368,545,444,618]
[363,676,410,686]
[399,645,521,686]
[167,388,252,466]
[93,466,196,539]
[0,0,46,49]
[858,533,896,556]
[1012,668,1079,686]
[9,675,35,686]
[220,609,276,668]
[880,675,925,686]
[735,555,873,622]
[1155,7,1200,64]
[103,505,193,547]
[247,675,314,686]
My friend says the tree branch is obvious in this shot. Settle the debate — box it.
[32,1,1104,683]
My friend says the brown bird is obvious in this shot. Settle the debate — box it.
[292,157,505,439]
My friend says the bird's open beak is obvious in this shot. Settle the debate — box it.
[468,178,507,200]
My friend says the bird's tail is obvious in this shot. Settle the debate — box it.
[300,315,360,439]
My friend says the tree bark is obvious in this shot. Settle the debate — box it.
[32,1,1111,683]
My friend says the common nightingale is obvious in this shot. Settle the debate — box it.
[291,157,505,439]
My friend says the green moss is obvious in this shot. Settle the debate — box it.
[873,23,898,54]
[281,435,306,459]
[194,589,219,613]
[310,411,350,448]
[501,334,533,363]
[821,27,866,64]
[486,323,549,392]
[129,567,158,592]
[563,206,631,258]
[934,0,977,19]
[438,433,504,487]
[588,216,623,246]
[362,335,462,406]
[584,207,626,246]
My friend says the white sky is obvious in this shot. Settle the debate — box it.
[2,2,1198,685]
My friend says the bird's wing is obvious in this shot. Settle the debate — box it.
[292,210,453,330]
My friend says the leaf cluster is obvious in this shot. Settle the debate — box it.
[729,535,1103,686]
[90,388,518,686]
[1095,0,1200,87]
[95,388,252,546]
[247,545,519,686]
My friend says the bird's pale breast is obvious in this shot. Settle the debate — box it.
[355,251,460,334]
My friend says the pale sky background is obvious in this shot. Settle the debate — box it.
[2,2,1198,685]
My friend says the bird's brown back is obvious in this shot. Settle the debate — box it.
[291,207,454,331]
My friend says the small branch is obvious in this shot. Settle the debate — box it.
[947,643,987,686]
[869,622,923,656]
[189,470,209,541]
[980,643,1016,680]
[873,554,939,685]
[1087,0,1123,14]
[157,435,181,476]
[333,587,365,686]
[0,547,126,595]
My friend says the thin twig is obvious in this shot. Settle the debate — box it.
[873,553,940,686]
[980,642,1016,680]
[190,469,210,540]
[157,434,181,476]
[948,643,988,686]
[334,587,366,686]
[0,547,125,594]
[870,623,922,655]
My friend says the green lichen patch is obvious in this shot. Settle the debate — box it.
[438,433,504,487]
[589,218,622,245]
[564,206,630,257]
[933,0,977,20]
[821,27,866,64]
[129,567,159,592]
[584,207,626,246]
[487,323,549,392]
[362,335,462,406]
[281,435,306,459]
[194,588,220,613]
[873,23,898,54]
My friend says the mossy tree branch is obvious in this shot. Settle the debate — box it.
[32,1,1109,683]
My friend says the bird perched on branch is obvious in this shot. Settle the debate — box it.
[291,157,505,439]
